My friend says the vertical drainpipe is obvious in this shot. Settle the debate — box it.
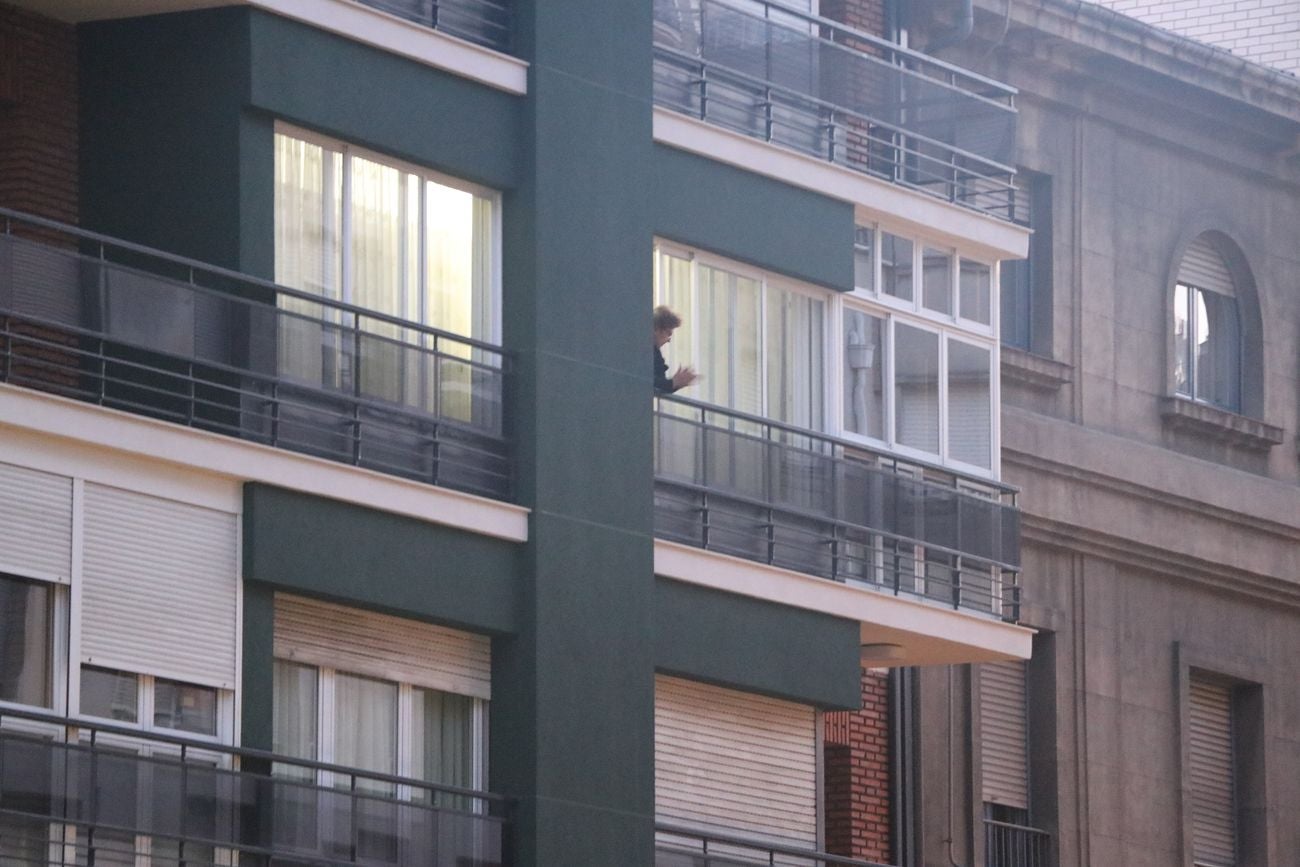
[925,0,975,52]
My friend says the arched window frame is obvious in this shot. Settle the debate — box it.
[1165,228,1263,420]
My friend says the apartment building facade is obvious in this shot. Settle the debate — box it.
[917,0,1300,864]
[0,1,1034,866]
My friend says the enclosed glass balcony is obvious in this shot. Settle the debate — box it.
[357,0,512,52]
[653,0,1019,218]
[0,208,511,501]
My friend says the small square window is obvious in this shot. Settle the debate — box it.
[922,247,952,315]
[881,233,914,303]
[81,666,139,723]
[960,260,992,325]
[154,678,218,735]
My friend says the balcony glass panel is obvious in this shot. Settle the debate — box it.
[0,707,509,867]
[653,0,1018,217]
[0,208,512,500]
[654,395,1021,620]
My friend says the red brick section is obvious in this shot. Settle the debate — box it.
[0,2,79,225]
[0,4,81,395]
[824,668,892,863]
[819,0,887,38]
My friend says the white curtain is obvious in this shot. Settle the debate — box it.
[272,659,319,763]
[334,672,398,786]
[411,687,475,803]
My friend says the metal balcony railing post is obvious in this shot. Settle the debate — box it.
[180,743,190,867]
[349,774,359,864]
[352,323,363,465]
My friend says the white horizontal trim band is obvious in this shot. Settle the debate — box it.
[0,384,530,543]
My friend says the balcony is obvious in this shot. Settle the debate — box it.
[0,209,511,501]
[356,0,511,52]
[654,395,1021,622]
[985,818,1052,867]
[653,0,1018,219]
[0,706,509,867]
[657,823,893,866]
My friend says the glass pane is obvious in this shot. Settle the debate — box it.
[273,659,319,762]
[960,259,992,325]
[881,233,913,302]
[766,287,824,429]
[154,678,218,735]
[426,179,477,337]
[0,575,52,708]
[948,340,992,469]
[334,672,398,782]
[1173,283,1191,397]
[80,666,138,723]
[853,226,874,292]
[842,308,885,441]
[1194,288,1240,411]
[274,133,343,387]
[922,247,952,315]
[411,688,475,799]
[1000,259,1031,350]
[894,324,940,454]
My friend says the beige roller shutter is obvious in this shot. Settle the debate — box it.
[1178,237,1234,296]
[981,660,1028,809]
[1188,676,1236,866]
[0,462,73,583]
[274,594,491,700]
[655,675,817,846]
[81,483,239,689]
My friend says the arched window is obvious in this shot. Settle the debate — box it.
[1173,235,1241,412]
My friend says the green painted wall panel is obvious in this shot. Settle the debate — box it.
[652,145,855,291]
[79,8,251,269]
[240,581,276,751]
[247,10,520,191]
[242,484,518,635]
[655,578,863,710]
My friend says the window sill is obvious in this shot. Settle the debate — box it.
[1159,397,1283,452]
[1000,347,1072,391]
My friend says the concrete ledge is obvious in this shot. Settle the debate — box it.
[654,540,1034,666]
[1159,396,1284,452]
[1001,347,1073,391]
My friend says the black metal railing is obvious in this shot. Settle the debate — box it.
[654,395,1021,621]
[0,706,509,867]
[0,208,511,501]
[356,0,511,52]
[984,819,1051,867]
[653,0,1018,219]
[657,822,894,866]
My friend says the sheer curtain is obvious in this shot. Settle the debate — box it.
[411,688,475,807]
[333,673,398,793]
[274,135,341,387]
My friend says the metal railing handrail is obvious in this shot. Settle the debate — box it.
[655,822,895,867]
[0,207,511,361]
[658,394,1018,499]
[0,703,511,807]
[746,0,1019,99]
[653,42,1018,179]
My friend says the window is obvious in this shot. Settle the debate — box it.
[654,246,825,429]
[272,594,490,803]
[79,666,222,736]
[273,126,501,410]
[1174,237,1241,413]
[657,234,999,475]
[1000,171,1051,353]
[0,573,55,709]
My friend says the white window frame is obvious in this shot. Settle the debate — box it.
[278,661,489,797]
[653,240,834,424]
[655,228,1003,479]
[274,120,504,346]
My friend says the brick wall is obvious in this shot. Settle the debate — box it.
[0,2,78,224]
[1094,0,1300,75]
[819,0,888,38]
[824,668,892,862]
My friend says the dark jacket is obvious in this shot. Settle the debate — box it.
[654,347,676,394]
